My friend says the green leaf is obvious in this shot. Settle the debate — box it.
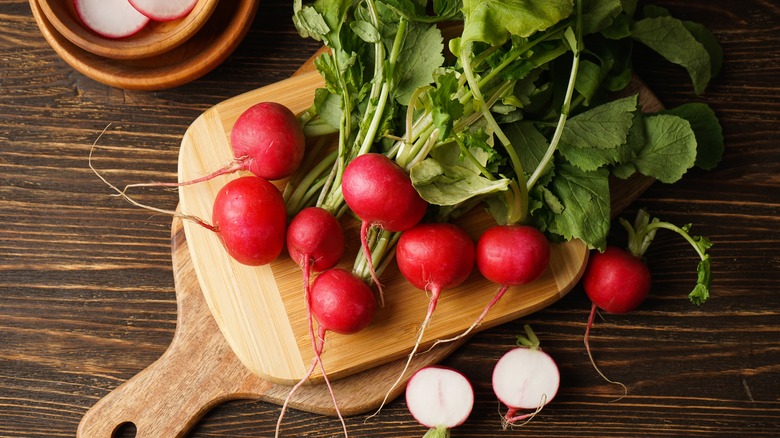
[633,114,697,183]
[581,0,623,35]
[546,163,611,250]
[662,103,723,170]
[429,71,465,139]
[504,121,549,174]
[630,16,712,94]
[410,158,511,206]
[461,0,575,46]
[558,95,637,170]
[394,23,445,106]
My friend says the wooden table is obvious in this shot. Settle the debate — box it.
[2,0,778,436]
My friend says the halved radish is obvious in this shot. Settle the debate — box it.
[74,0,150,39]
[129,0,198,22]
[405,366,474,433]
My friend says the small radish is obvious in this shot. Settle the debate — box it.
[286,206,345,274]
[129,0,197,21]
[341,153,428,302]
[492,325,560,427]
[276,268,376,438]
[405,366,474,437]
[581,208,713,394]
[74,0,150,39]
[211,176,287,266]
[370,222,475,418]
[122,102,305,195]
[434,224,550,347]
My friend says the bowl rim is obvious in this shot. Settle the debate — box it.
[36,0,221,60]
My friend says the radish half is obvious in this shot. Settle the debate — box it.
[129,0,199,22]
[74,0,150,39]
[492,347,560,425]
[406,366,474,433]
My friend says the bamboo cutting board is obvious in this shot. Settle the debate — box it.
[179,70,588,385]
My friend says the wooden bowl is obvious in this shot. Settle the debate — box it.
[30,0,260,90]
[36,0,220,60]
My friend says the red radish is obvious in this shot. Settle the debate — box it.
[129,0,197,21]
[276,268,376,438]
[583,246,651,314]
[434,224,550,347]
[74,0,150,39]
[405,366,474,435]
[341,153,428,301]
[370,222,475,418]
[581,209,713,395]
[122,102,305,195]
[286,206,345,273]
[493,347,560,426]
[211,176,287,266]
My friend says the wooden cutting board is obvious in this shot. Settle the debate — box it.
[77,217,463,437]
[177,69,591,384]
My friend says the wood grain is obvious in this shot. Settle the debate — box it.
[2,0,779,437]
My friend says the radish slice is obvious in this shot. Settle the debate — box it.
[492,347,560,411]
[405,366,474,429]
[74,0,151,39]
[129,0,198,22]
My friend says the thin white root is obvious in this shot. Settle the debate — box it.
[584,303,628,402]
[88,125,215,231]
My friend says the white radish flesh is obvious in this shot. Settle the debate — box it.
[129,0,198,21]
[74,0,150,39]
[406,367,474,430]
[492,347,559,423]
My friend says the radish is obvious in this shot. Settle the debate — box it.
[286,206,345,274]
[211,176,287,266]
[129,0,197,21]
[74,0,150,39]
[122,102,305,197]
[492,325,560,427]
[581,208,713,394]
[276,268,376,438]
[341,153,428,301]
[369,222,475,418]
[405,366,474,437]
[434,224,550,347]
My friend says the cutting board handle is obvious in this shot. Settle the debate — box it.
[77,225,270,438]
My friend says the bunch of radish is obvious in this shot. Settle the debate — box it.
[581,208,713,393]
[74,0,199,39]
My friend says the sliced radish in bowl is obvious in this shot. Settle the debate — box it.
[129,0,199,22]
[74,0,151,39]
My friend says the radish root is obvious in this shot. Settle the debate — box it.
[88,124,216,232]
[584,302,628,401]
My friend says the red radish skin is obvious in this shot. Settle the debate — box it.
[211,176,286,266]
[583,246,651,314]
[434,224,550,347]
[370,222,475,419]
[341,153,428,301]
[286,207,345,273]
[581,246,650,395]
[405,366,474,433]
[276,268,376,437]
[129,0,198,21]
[75,0,150,39]
[492,347,560,426]
[230,102,306,181]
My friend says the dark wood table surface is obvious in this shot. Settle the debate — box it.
[2,0,779,436]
